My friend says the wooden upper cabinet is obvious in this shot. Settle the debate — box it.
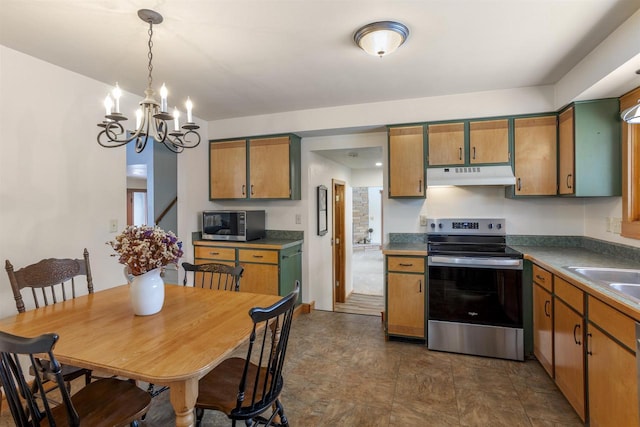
[209,134,301,200]
[427,122,465,166]
[513,116,557,195]
[388,126,425,198]
[469,119,510,164]
[558,99,621,197]
[209,140,247,199]
[558,107,575,195]
[249,136,291,199]
[620,86,640,239]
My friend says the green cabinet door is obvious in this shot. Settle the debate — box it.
[279,243,302,304]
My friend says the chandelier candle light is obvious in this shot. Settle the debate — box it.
[97,9,201,153]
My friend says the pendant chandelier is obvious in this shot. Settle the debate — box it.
[97,9,201,153]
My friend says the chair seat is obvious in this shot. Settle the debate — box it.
[197,357,271,416]
[45,378,151,426]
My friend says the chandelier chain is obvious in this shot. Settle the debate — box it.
[147,22,154,88]
[97,9,200,154]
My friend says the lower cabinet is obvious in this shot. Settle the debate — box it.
[531,261,639,425]
[193,240,302,299]
[532,265,554,377]
[239,249,279,295]
[587,295,639,427]
[385,256,425,339]
[553,278,585,422]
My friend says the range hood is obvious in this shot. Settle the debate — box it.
[427,165,516,186]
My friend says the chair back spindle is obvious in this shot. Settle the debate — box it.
[0,331,80,426]
[5,248,93,313]
[182,262,244,291]
[233,282,298,420]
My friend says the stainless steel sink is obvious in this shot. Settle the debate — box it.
[609,283,640,301]
[565,266,640,285]
[564,266,640,302]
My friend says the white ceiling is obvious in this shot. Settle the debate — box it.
[315,146,384,169]
[2,0,639,127]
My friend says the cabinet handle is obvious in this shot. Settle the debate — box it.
[242,185,246,195]
[418,180,422,192]
[544,300,550,317]
[586,332,593,355]
[209,252,220,256]
[458,147,462,160]
[399,263,414,267]
[250,184,255,195]
[252,255,264,258]
[282,250,302,259]
[517,177,522,192]
[573,324,581,345]
[418,279,422,293]
[566,174,573,189]
[535,274,545,283]
[472,146,476,160]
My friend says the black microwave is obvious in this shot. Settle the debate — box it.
[201,210,266,241]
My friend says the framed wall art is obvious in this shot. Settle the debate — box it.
[317,185,328,236]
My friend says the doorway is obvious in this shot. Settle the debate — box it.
[332,180,346,305]
[335,185,384,316]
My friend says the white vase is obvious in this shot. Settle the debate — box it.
[127,267,165,316]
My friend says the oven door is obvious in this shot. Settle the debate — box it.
[427,255,524,360]
[427,255,523,328]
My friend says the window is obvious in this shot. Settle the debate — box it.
[621,86,640,239]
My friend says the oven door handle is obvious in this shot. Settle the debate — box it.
[428,255,523,270]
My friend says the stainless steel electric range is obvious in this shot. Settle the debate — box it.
[427,218,524,361]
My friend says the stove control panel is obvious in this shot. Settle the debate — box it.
[428,218,506,235]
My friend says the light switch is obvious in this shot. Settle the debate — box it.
[295,214,302,224]
[419,215,428,226]
[109,219,118,233]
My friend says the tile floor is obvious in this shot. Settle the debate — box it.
[0,310,583,426]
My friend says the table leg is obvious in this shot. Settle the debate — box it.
[169,378,198,427]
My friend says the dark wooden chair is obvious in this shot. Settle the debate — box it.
[142,262,245,398]
[4,249,94,390]
[182,262,244,291]
[0,330,151,427]
[195,281,299,427]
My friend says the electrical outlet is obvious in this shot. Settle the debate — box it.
[613,217,622,234]
[419,215,428,226]
[109,219,118,233]
[295,214,302,224]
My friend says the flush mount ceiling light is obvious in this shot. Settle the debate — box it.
[97,9,200,153]
[620,69,640,124]
[353,21,409,57]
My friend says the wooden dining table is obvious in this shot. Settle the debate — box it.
[0,284,281,427]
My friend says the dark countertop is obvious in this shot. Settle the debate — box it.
[512,245,640,321]
[382,243,428,256]
[194,238,303,250]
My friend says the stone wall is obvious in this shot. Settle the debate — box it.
[352,187,370,244]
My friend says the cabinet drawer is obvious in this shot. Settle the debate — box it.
[533,264,552,292]
[554,277,584,314]
[387,256,424,273]
[588,295,636,350]
[239,249,278,264]
[195,246,235,261]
